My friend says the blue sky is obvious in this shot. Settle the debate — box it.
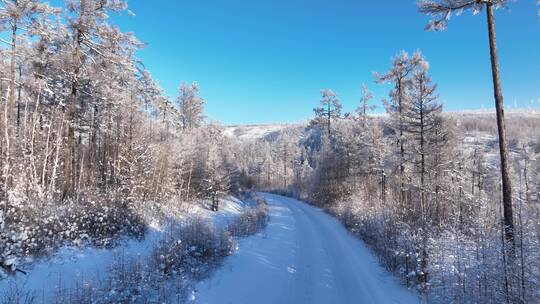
[112,0,539,125]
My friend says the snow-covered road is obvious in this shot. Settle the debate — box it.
[195,193,420,304]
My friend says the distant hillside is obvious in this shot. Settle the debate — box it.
[223,123,302,141]
[224,109,540,142]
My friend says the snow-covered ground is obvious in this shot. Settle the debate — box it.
[223,124,293,141]
[194,193,420,304]
[184,196,256,229]
[1,193,423,303]
[0,227,162,299]
[0,196,250,302]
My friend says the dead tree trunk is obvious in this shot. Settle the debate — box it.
[486,2,514,246]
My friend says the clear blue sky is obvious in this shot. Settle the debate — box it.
[112,0,539,125]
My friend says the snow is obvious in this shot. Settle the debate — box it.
[207,196,255,228]
[0,196,251,301]
[445,109,540,117]
[223,124,293,141]
[185,196,256,229]
[194,193,420,304]
[1,193,423,303]
[0,227,163,297]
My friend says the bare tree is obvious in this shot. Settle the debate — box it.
[418,0,515,245]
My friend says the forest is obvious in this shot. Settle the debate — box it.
[0,0,539,303]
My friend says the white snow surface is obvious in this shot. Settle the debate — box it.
[223,124,292,141]
[0,196,249,300]
[194,193,420,304]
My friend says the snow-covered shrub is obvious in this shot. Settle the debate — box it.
[98,256,167,304]
[0,201,46,271]
[59,198,146,247]
[0,281,36,304]
[0,196,146,275]
[93,218,236,303]
[327,190,540,304]
[151,218,234,280]
[10,192,270,303]
[227,196,268,237]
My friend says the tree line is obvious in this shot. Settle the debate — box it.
[0,0,240,274]
[234,1,540,302]
[236,52,539,304]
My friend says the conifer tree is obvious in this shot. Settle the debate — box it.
[376,51,427,208]
[314,89,342,137]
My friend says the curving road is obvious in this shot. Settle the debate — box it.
[194,193,420,304]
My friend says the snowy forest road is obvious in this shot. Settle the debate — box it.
[195,193,420,304]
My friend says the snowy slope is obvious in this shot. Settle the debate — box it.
[182,196,256,229]
[0,228,163,298]
[194,193,420,304]
[0,196,251,301]
[223,124,294,141]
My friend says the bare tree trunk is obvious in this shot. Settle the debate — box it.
[16,64,22,132]
[381,169,386,204]
[0,80,3,201]
[4,14,18,198]
[500,185,511,304]
[42,121,52,187]
[397,79,407,212]
[283,146,287,189]
[3,85,10,203]
[419,87,426,219]
[519,145,529,301]
[8,16,17,124]
[486,3,514,246]
[50,116,65,196]
[186,160,193,201]
[419,90,429,291]
[63,18,84,200]
[327,101,331,137]
[63,82,77,199]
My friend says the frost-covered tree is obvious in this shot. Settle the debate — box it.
[0,0,55,198]
[404,64,443,214]
[57,0,142,198]
[0,0,250,281]
[177,81,206,130]
[314,89,341,136]
[0,0,52,120]
[376,51,427,206]
[136,68,163,115]
[402,63,447,289]
[0,0,53,121]
[276,128,300,189]
[418,0,515,245]
[356,83,375,126]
